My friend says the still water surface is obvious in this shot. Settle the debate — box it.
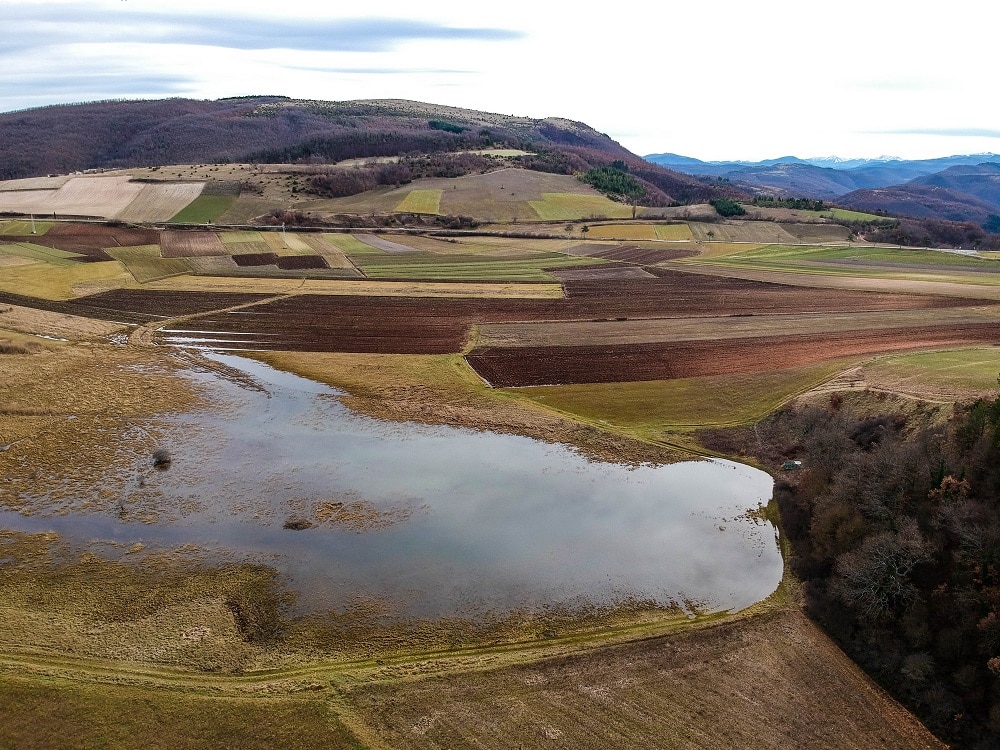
[7,354,783,619]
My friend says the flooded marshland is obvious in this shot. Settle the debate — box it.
[4,354,783,624]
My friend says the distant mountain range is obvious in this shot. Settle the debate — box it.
[644,152,1000,227]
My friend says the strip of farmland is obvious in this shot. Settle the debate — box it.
[143,272,987,354]
[466,324,1000,387]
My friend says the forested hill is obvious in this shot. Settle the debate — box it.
[0,96,732,204]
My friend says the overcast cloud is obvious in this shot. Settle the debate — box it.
[1,0,997,161]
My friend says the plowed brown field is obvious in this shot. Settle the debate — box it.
[466,323,1000,386]
[149,273,982,353]
[1,224,160,261]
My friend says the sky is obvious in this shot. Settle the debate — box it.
[2,0,998,162]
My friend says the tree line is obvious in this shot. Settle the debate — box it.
[702,393,1000,747]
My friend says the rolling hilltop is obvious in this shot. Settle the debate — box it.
[0,96,732,206]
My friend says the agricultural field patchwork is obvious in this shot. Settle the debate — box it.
[702,243,1000,277]
[2,204,992,750]
[105,245,192,283]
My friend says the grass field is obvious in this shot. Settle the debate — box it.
[0,259,131,299]
[530,193,632,221]
[0,219,54,236]
[324,234,384,255]
[106,245,192,283]
[862,348,1000,399]
[655,223,695,240]
[821,207,893,222]
[0,242,83,266]
[511,360,856,441]
[168,194,237,223]
[395,189,442,214]
[710,243,1000,272]
[0,675,359,750]
[349,251,605,281]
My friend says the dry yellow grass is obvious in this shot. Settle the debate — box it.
[344,609,943,750]
[0,305,124,340]
[0,176,145,219]
[394,189,442,214]
[586,224,659,240]
[655,223,696,240]
[0,260,132,300]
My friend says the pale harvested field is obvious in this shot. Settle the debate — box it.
[0,176,144,218]
[261,232,314,254]
[298,235,354,268]
[160,231,227,258]
[0,304,124,340]
[0,175,72,191]
[663,259,1000,300]
[0,255,36,268]
[474,306,1000,348]
[115,182,204,222]
[184,256,240,274]
[146,275,564,298]
[345,609,943,750]
[775,222,852,243]
[689,221,802,243]
[353,234,420,254]
[437,169,599,219]
[639,203,719,220]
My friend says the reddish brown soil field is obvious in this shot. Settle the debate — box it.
[160,231,226,258]
[152,272,985,354]
[77,289,267,318]
[232,252,280,266]
[466,323,1000,386]
[587,245,698,263]
[552,267,656,281]
[0,290,153,324]
[3,224,161,261]
[275,255,328,270]
[163,295,479,352]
